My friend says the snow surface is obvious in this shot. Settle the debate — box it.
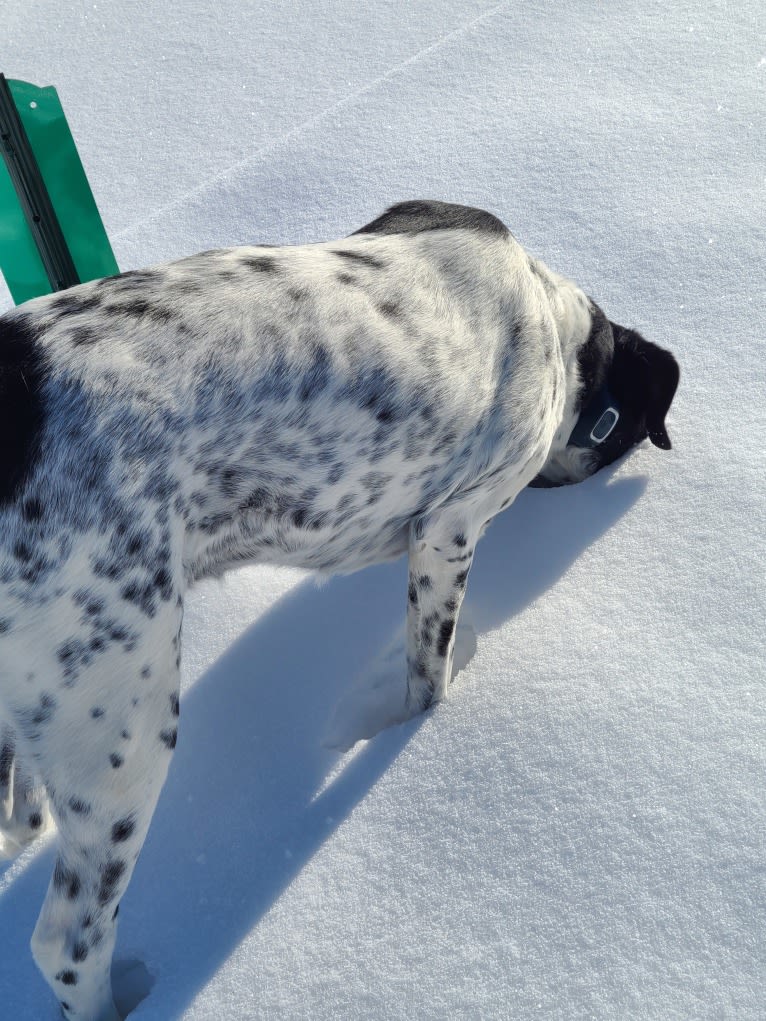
[2,2,765,1019]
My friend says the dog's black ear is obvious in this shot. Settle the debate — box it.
[609,326,680,450]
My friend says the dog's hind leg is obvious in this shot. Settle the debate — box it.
[20,598,184,1021]
[0,722,53,858]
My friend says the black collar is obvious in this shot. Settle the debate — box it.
[567,384,621,449]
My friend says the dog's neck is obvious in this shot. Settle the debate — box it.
[529,256,595,426]
[527,256,607,484]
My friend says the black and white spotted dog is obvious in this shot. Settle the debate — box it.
[0,201,679,1020]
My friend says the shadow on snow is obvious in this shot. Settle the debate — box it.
[0,463,646,1019]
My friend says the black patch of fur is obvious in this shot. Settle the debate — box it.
[352,200,509,239]
[576,302,614,413]
[608,324,680,451]
[0,316,46,505]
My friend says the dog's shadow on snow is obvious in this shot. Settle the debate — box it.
[0,466,646,1019]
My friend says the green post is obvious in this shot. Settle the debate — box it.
[0,75,118,305]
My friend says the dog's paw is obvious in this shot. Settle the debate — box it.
[323,616,477,751]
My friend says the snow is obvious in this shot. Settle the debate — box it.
[2,2,765,1019]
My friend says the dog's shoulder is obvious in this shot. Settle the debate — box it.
[349,200,509,240]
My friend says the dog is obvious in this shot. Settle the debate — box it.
[0,200,679,1020]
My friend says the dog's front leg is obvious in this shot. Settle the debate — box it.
[405,508,478,717]
[0,722,53,857]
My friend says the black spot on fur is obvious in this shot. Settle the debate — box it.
[70,325,99,346]
[0,618,10,634]
[58,641,83,665]
[28,811,43,829]
[455,569,469,587]
[378,300,402,320]
[0,742,13,786]
[336,272,357,285]
[72,941,88,963]
[98,860,126,904]
[0,316,46,504]
[120,580,157,618]
[159,728,177,750]
[109,753,123,769]
[19,692,57,737]
[111,816,136,843]
[13,540,32,562]
[68,797,91,815]
[53,860,81,899]
[170,693,180,717]
[21,496,43,521]
[418,575,432,590]
[240,256,278,273]
[344,366,400,424]
[437,618,456,657]
[98,269,159,291]
[90,707,105,719]
[49,290,102,316]
[110,298,176,325]
[453,533,467,547]
[446,552,472,563]
[408,582,418,606]
[56,970,78,986]
[154,568,173,601]
[298,344,332,402]
[331,249,386,270]
[327,463,344,485]
[352,200,509,239]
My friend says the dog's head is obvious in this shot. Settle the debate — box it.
[531,309,680,487]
